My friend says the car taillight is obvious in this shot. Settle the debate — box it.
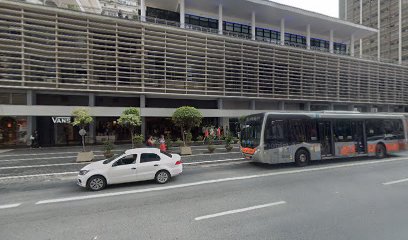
[175,161,182,165]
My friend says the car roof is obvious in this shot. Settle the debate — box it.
[124,148,160,155]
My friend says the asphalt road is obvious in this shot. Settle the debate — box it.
[1,152,408,240]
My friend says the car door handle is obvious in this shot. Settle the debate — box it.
[154,164,159,167]
[131,168,136,170]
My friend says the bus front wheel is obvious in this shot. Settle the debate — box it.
[295,149,310,167]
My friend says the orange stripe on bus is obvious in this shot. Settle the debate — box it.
[386,143,399,152]
[368,144,376,153]
[241,147,256,155]
[340,145,355,155]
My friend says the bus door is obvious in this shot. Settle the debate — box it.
[352,120,366,154]
[318,121,333,157]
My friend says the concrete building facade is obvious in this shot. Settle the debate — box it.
[0,0,407,147]
[339,0,408,65]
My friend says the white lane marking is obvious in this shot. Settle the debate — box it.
[36,157,408,205]
[0,155,78,162]
[194,201,286,221]
[0,151,240,162]
[0,203,22,209]
[0,172,78,181]
[183,158,243,165]
[383,177,408,185]
[198,162,248,168]
[0,162,85,170]
[0,159,244,180]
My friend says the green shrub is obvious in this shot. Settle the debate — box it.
[133,134,144,146]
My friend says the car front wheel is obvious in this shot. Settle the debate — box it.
[155,170,170,184]
[87,175,107,191]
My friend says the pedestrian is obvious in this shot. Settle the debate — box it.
[30,130,39,148]
[203,127,209,143]
[146,135,154,147]
[159,135,166,152]
[216,127,221,140]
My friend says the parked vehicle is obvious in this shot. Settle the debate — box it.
[77,148,182,191]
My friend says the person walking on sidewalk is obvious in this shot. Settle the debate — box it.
[146,135,154,147]
[30,130,40,148]
[159,135,166,152]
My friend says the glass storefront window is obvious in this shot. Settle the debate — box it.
[0,116,28,146]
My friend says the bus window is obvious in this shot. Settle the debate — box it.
[241,115,263,148]
[264,119,287,149]
[288,119,317,143]
[334,120,352,142]
[366,120,385,141]
[384,119,404,140]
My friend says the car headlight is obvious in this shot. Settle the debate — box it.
[79,170,90,176]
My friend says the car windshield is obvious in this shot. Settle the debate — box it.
[103,151,126,164]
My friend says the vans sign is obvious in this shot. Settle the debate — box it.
[52,117,71,124]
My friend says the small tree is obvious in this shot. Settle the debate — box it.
[117,107,141,148]
[172,106,203,146]
[72,108,93,152]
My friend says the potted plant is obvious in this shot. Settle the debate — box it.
[172,106,203,155]
[103,140,114,158]
[133,134,145,148]
[117,107,141,148]
[225,134,233,152]
[207,135,216,153]
[174,138,184,147]
[72,108,94,162]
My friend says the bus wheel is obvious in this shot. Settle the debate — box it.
[375,144,387,159]
[295,149,310,167]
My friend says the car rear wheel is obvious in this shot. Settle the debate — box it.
[87,175,106,191]
[155,170,170,184]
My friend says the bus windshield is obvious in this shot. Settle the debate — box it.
[240,115,263,148]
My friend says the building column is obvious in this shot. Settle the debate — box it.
[251,12,256,40]
[304,102,311,111]
[278,101,285,110]
[329,30,334,53]
[88,93,95,144]
[398,0,402,64]
[306,24,311,50]
[218,4,223,35]
[328,103,334,110]
[350,34,355,57]
[280,18,285,45]
[250,100,256,110]
[140,95,146,138]
[344,0,348,20]
[377,0,381,60]
[217,98,225,129]
[140,0,146,21]
[179,0,185,28]
[359,0,363,58]
[26,90,36,145]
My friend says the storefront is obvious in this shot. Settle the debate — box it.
[95,117,131,144]
[0,116,28,147]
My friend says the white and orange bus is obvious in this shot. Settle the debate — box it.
[240,111,408,166]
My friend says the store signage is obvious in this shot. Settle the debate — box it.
[52,117,71,124]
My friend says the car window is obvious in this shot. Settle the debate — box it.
[140,153,161,163]
[113,154,137,167]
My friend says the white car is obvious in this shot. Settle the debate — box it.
[77,148,183,191]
